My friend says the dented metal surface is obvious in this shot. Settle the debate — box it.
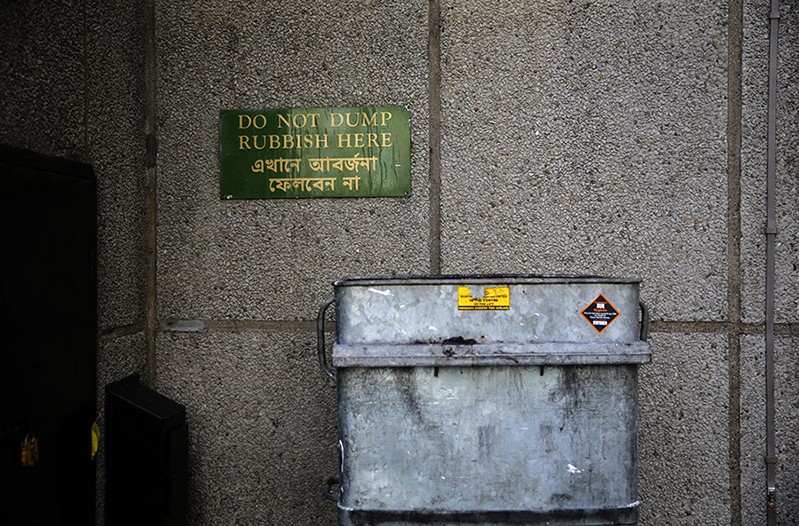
[328,275,649,526]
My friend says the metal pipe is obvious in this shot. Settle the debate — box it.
[765,1,780,524]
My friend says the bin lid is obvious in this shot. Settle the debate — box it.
[332,274,648,348]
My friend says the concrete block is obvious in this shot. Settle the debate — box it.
[0,1,85,159]
[637,332,730,525]
[740,1,769,325]
[97,332,149,416]
[740,334,799,526]
[154,0,430,321]
[740,1,799,324]
[439,1,729,322]
[155,330,339,526]
[87,0,148,330]
[773,4,799,325]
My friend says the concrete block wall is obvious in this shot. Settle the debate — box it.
[439,2,730,324]
[1,1,797,525]
[153,1,429,524]
[0,0,148,333]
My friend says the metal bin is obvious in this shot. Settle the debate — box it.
[318,275,650,526]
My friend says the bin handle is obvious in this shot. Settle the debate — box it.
[317,296,336,382]
[639,301,650,342]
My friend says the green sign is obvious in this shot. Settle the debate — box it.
[220,106,411,199]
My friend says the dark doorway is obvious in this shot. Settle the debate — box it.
[0,145,97,525]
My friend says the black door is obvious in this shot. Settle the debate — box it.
[0,145,96,525]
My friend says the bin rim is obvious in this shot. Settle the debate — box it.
[333,273,642,287]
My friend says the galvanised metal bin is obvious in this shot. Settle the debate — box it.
[318,275,650,526]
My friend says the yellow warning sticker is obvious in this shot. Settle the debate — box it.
[457,286,510,311]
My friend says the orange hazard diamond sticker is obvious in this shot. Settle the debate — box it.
[581,294,620,333]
